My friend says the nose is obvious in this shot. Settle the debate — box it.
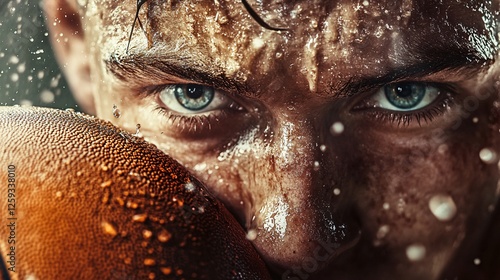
[246,110,361,276]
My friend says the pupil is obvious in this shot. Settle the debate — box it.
[186,85,204,99]
[395,84,413,98]
[174,84,215,111]
[384,82,425,109]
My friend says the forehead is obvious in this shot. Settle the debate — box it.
[88,0,498,94]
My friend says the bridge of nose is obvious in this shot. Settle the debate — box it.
[242,109,361,273]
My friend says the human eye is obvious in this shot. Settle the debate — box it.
[158,84,233,114]
[353,81,455,127]
[374,82,440,111]
[151,83,248,135]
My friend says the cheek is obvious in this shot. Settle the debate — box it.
[346,113,500,271]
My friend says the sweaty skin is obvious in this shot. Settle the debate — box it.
[0,106,271,280]
[44,0,500,279]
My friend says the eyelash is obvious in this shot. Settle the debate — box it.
[353,83,457,127]
[152,104,226,133]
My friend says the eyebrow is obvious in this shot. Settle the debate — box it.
[105,44,494,98]
[105,53,251,95]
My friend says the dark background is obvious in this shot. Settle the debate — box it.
[0,0,77,109]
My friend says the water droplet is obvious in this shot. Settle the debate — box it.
[333,188,341,195]
[19,99,33,106]
[101,221,118,237]
[193,162,207,171]
[40,90,55,103]
[472,117,479,123]
[479,148,498,164]
[330,122,344,135]
[406,244,426,261]
[115,197,125,206]
[100,164,109,172]
[112,104,121,118]
[100,180,112,188]
[37,70,45,79]
[382,202,390,210]
[134,124,141,136]
[320,145,327,152]
[313,161,320,171]
[488,204,495,212]
[473,258,481,265]
[437,144,448,154]
[251,38,265,49]
[143,258,156,266]
[132,213,148,223]
[246,229,258,241]
[9,55,19,64]
[143,229,153,239]
[10,73,19,82]
[428,194,457,222]
[376,225,390,239]
[25,274,38,280]
[184,182,196,192]
[17,63,25,73]
[160,267,172,275]
[102,192,110,204]
[157,229,172,243]
[126,201,139,209]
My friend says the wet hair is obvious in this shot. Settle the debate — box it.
[241,0,288,31]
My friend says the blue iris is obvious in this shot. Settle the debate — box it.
[174,84,215,111]
[384,82,426,109]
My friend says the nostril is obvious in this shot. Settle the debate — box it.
[252,212,362,279]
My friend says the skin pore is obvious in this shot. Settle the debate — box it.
[44,0,499,279]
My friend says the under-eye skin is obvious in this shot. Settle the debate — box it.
[353,81,456,127]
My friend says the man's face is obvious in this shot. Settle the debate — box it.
[64,0,499,278]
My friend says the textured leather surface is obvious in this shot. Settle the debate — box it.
[0,106,270,280]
